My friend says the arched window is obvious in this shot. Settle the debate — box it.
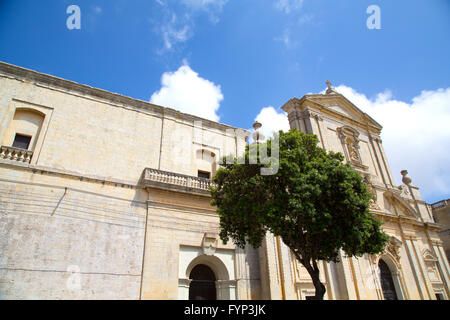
[189,264,217,300]
[379,259,398,300]
[1,108,45,163]
[7,109,44,150]
[196,149,216,179]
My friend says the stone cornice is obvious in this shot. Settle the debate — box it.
[424,222,443,232]
[374,210,424,227]
[147,200,217,216]
[0,61,249,137]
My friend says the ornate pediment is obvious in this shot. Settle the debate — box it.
[280,82,382,133]
[305,94,382,130]
[324,102,354,118]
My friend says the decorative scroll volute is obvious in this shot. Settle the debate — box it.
[369,236,402,266]
[363,174,381,210]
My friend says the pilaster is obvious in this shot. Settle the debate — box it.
[409,236,434,299]
[338,251,359,300]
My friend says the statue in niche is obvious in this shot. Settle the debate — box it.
[346,138,360,162]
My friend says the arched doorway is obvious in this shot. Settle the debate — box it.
[379,259,398,300]
[189,264,217,300]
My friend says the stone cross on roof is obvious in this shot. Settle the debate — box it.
[325,80,334,94]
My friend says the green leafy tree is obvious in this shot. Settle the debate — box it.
[210,129,389,300]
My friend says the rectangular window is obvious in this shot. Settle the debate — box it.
[12,134,31,150]
[435,293,443,300]
[198,171,210,179]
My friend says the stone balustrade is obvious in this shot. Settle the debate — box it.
[431,199,449,209]
[0,146,33,164]
[143,168,214,195]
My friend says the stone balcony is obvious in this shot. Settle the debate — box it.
[143,168,214,196]
[0,146,33,164]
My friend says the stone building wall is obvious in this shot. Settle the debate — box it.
[432,200,450,263]
[0,62,252,300]
[0,170,147,299]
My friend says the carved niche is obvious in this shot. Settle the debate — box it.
[337,126,368,171]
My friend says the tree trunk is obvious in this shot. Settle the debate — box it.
[292,251,327,300]
[303,262,326,300]
[311,271,326,300]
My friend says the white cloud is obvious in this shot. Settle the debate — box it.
[275,0,304,14]
[150,63,224,122]
[253,106,290,141]
[160,13,192,50]
[332,85,450,202]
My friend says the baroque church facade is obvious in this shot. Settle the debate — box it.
[0,61,448,300]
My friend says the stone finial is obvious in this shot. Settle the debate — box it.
[252,121,265,144]
[401,170,412,185]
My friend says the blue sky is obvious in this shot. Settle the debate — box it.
[0,0,449,203]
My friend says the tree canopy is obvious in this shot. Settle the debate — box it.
[210,129,389,299]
